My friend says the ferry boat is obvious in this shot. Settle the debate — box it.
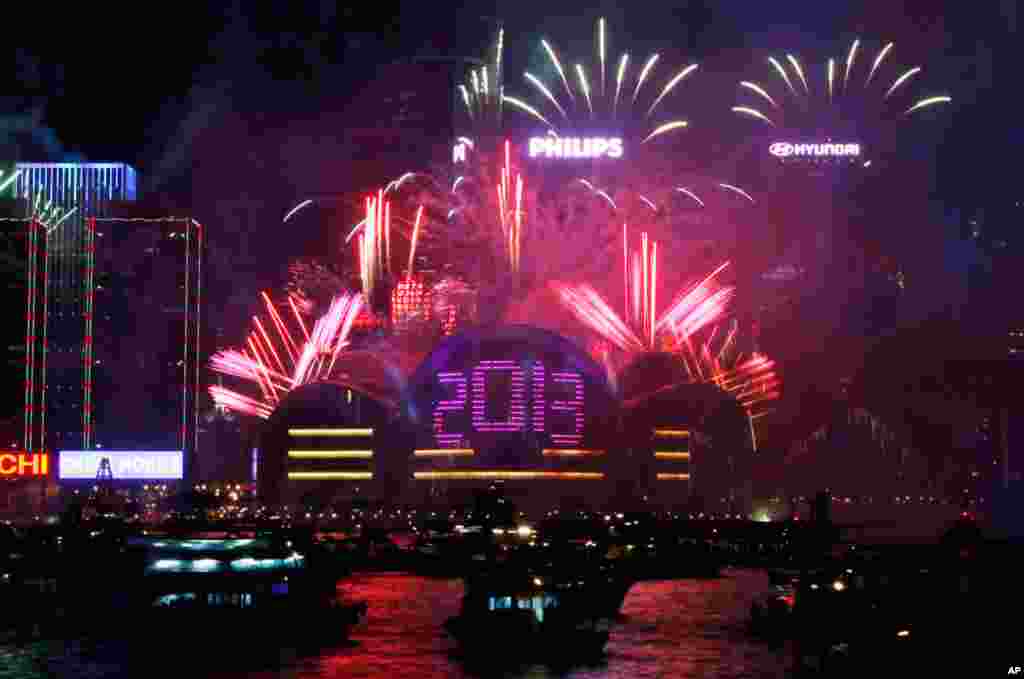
[444,548,618,661]
[121,528,366,649]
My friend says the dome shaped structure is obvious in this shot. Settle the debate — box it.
[622,381,752,513]
[403,324,619,509]
[259,380,403,507]
[617,351,691,401]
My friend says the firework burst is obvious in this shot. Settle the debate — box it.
[457,25,507,133]
[733,39,951,129]
[554,232,780,426]
[209,292,363,418]
[388,143,651,293]
[506,17,697,145]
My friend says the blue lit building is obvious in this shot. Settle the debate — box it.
[15,163,137,454]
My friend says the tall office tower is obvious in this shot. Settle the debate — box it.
[89,213,202,459]
[14,163,137,453]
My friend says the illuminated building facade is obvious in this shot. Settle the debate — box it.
[259,382,397,506]
[404,325,618,509]
[391,277,433,333]
[256,325,757,512]
[89,210,202,458]
[15,163,137,454]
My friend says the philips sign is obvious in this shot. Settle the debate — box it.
[528,137,623,159]
[769,142,861,158]
[59,451,184,480]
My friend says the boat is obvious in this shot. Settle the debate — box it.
[444,546,619,661]
[118,527,366,650]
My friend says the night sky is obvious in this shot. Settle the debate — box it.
[6,0,1021,450]
[11,1,1018,199]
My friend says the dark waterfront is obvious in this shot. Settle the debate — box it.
[0,570,787,679]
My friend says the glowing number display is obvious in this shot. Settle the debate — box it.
[472,361,526,432]
[431,361,585,446]
[550,372,584,448]
[433,371,469,448]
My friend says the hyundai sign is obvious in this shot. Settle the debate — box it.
[59,451,184,480]
[528,137,623,159]
[769,142,861,158]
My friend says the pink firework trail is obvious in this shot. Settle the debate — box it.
[209,292,363,419]
[556,229,732,353]
[554,230,780,433]
[496,139,524,272]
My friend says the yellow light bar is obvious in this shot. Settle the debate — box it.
[654,452,691,460]
[542,449,605,457]
[288,450,373,459]
[288,471,373,480]
[414,471,604,480]
[656,473,691,480]
[414,449,475,457]
[654,429,690,438]
[288,428,373,437]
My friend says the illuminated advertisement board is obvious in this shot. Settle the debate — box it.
[528,137,623,159]
[0,452,49,477]
[58,450,184,480]
[769,142,861,158]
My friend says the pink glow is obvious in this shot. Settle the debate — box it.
[209,292,362,418]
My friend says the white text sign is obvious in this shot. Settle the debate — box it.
[769,142,861,158]
[528,137,623,159]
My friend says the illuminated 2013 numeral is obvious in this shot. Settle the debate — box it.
[433,371,468,448]
[472,361,525,432]
[431,361,584,445]
[549,371,584,448]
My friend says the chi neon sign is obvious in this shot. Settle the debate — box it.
[769,142,861,158]
[0,452,49,477]
[528,137,623,159]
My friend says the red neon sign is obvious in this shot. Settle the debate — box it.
[0,452,49,477]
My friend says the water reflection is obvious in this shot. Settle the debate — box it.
[2,570,789,678]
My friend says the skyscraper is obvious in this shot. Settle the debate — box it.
[89,210,202,457]
[14,163,138,453]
